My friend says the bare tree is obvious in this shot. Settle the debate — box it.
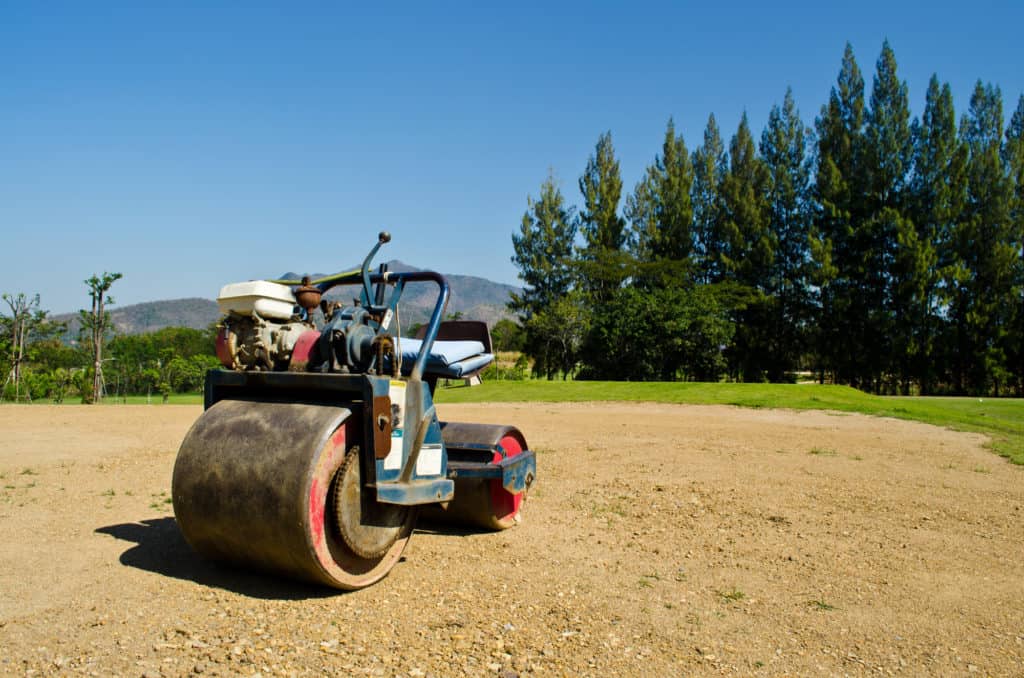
[1,293,57,401]
[80,273,122,403]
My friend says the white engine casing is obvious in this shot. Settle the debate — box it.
[217,281,297,320]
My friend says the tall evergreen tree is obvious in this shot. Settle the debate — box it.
[625,119,694,284]
[718,113,773,380]
[909,76,967,393]
[624,168,657,262]
[510,171,577,316]
[719,114,773,288]
[509,171,579,378]
[692,114,728,284]
[956,82,1015,393]
[760,88,813,381]
[811,43,867,387]
[889,211,936,392]
[1005,95,1024,394]
[578,131,628,303]
[649,119,694,263]
[865,41,913,209]
[864,40,914,392]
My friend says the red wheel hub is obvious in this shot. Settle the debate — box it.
[490,433,525,523]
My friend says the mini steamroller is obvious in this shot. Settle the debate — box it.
[171,233,535,590]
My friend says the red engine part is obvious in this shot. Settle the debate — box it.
[215,326,233,368]
[289,330,322,371]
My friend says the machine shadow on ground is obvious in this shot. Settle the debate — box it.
[95,518,339,600]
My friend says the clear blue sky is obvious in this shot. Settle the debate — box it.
[2,1,1022,313]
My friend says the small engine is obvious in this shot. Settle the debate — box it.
[214,279,397,375]
[216,313,311,371]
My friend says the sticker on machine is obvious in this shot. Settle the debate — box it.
[385,380,406,470]
[384,432,403,470]
[416,444,443,476]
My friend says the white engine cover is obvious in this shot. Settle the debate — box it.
[217,281,297,320]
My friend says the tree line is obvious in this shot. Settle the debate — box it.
[511,42,1024,396]
[1,275,219,403]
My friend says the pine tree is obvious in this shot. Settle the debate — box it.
[509,171,579,378]
[692,114,728,284]
[889,216,936,392]
[909,76,967,393]
[578,131,628,304]
[864,40,914,392]
[865,41,913,209]
[1005,95,1024,394]
[760,88,813,381]
[957,82,1015,394]
[510,171,577,316]
[811,43,867,387]
[719,114,773,287]
[718,113,773,381]
[650,119,694,263]
[625,119,694,284]
[624,168,657,262]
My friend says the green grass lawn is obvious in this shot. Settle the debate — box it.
[434,380,1024,465]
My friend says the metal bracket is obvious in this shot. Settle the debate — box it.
[371,395,392,458]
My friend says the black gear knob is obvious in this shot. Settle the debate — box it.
[378,231,391,244]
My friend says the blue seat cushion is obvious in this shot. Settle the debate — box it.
[399,338,484,366]
[395,338,493,378]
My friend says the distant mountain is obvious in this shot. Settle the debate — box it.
[54,298,221,339]
[281,259,520,330]
[54,261,520,337]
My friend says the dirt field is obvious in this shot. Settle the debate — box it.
[1,402,1021,677]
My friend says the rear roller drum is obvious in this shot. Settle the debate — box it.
[430,425,529,530]
[172,399,415,590]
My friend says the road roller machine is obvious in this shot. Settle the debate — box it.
[172,233,535,590]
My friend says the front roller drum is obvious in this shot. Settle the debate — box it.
[172,399,415,590]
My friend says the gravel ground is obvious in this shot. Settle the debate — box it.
[0,402,1022,677]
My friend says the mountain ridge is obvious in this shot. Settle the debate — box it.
[53,261,521,337]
